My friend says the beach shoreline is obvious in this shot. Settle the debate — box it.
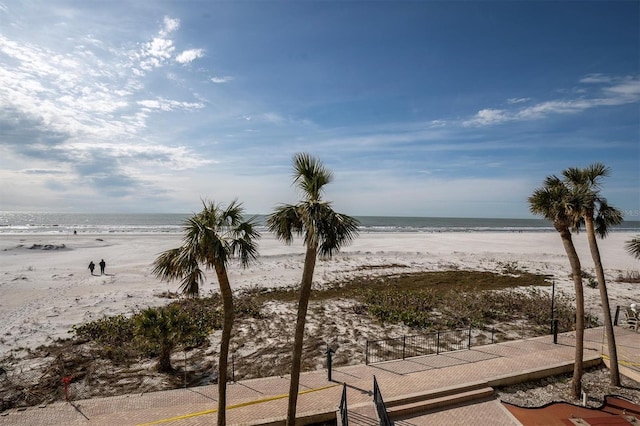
[1,231,638,358]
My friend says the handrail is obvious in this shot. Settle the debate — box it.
[339,382,348,426]
[373,375,392,426]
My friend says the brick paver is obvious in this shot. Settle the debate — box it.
[1,327,637,425]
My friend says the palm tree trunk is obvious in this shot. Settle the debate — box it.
[559,227,584,399]
[158,343,173,372]
[215,265,234,426]
[286,243,318,426]
[584,217,620,386]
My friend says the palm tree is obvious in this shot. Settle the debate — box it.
[136,305,194,372]
[626,236,640,259]
[529,176,585,399]
[152,200,260,425]
[563,163,623,386]
[267,153,359,425]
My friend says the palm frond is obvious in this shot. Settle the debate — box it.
[220,199,245,227]
[152,199,260,297]
[528,179,573,227]
[231,219,261,267]
[267,204,303,244]
[594,199,624,238]
[317,209,360,258]
[584,162,610,187]
[152,248,184,281]
[292,152,333,201]
[626,236,640,260]
[178,265,205,297]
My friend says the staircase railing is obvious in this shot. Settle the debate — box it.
[373,375,392,426]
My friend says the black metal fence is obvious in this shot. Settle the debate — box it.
[373,375,392,426]
[365,327,475,364]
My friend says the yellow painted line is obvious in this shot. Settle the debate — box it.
[601,354,640,368]
[136,383,339,425]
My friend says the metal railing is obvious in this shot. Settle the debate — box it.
[366,327,474,364]
[373,375,392,426]
[339,382,348,426]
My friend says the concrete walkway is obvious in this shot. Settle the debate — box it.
[1,327,637,426]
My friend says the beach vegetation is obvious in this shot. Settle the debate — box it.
[135,306,196,372]
[563,163,623,386]
[529,175,586,399]
[496,260,523,275]
[151,200,260,426]
[72,298,221,365]
[266,153,359,425]
[616,270,640,283]
[3,268,594,411]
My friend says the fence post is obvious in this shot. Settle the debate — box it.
[552,319,559,344]
[365,340,369,365]
[436,331,440,355]
[232,355,235,382]
[550,279,556,334]
[491,327,495,344]
[614,306,620,326]
[468,326,472,349]
[402,335,406,360]
[62,376,71,401]
[326,346,334,382]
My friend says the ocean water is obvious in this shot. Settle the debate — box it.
[1,212,639,235]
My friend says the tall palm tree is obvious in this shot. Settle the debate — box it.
[267,153,359,425]
[563,163,623,386]
[529,176,585,399]
[152,200,260,425]
[626,236,640,259]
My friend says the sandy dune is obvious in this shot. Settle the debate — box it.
[1,231,638,358]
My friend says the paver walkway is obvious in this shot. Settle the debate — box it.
[1,327,637,425]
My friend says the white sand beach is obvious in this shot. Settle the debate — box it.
[1,231,638,358]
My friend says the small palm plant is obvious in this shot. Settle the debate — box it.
[136,305,194,372]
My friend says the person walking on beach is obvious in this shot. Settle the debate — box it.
[99,259,106,275]
[88,261,95,275]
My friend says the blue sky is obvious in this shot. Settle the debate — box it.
[0,1,638,218]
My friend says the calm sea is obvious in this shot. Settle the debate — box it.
[1,212,639,235]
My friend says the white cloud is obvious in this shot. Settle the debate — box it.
[603,77,640,98]
[580,73,612,84]
[0,10,213,205]
[160,16,180,36]
[507,97,530,104]
[428,120,446,128]
[138,37,175,71]
[463,108,508,126]
[211,75,233,83]
[464,75,640,127]
[137,98,205,111]
[176,48,204,64]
